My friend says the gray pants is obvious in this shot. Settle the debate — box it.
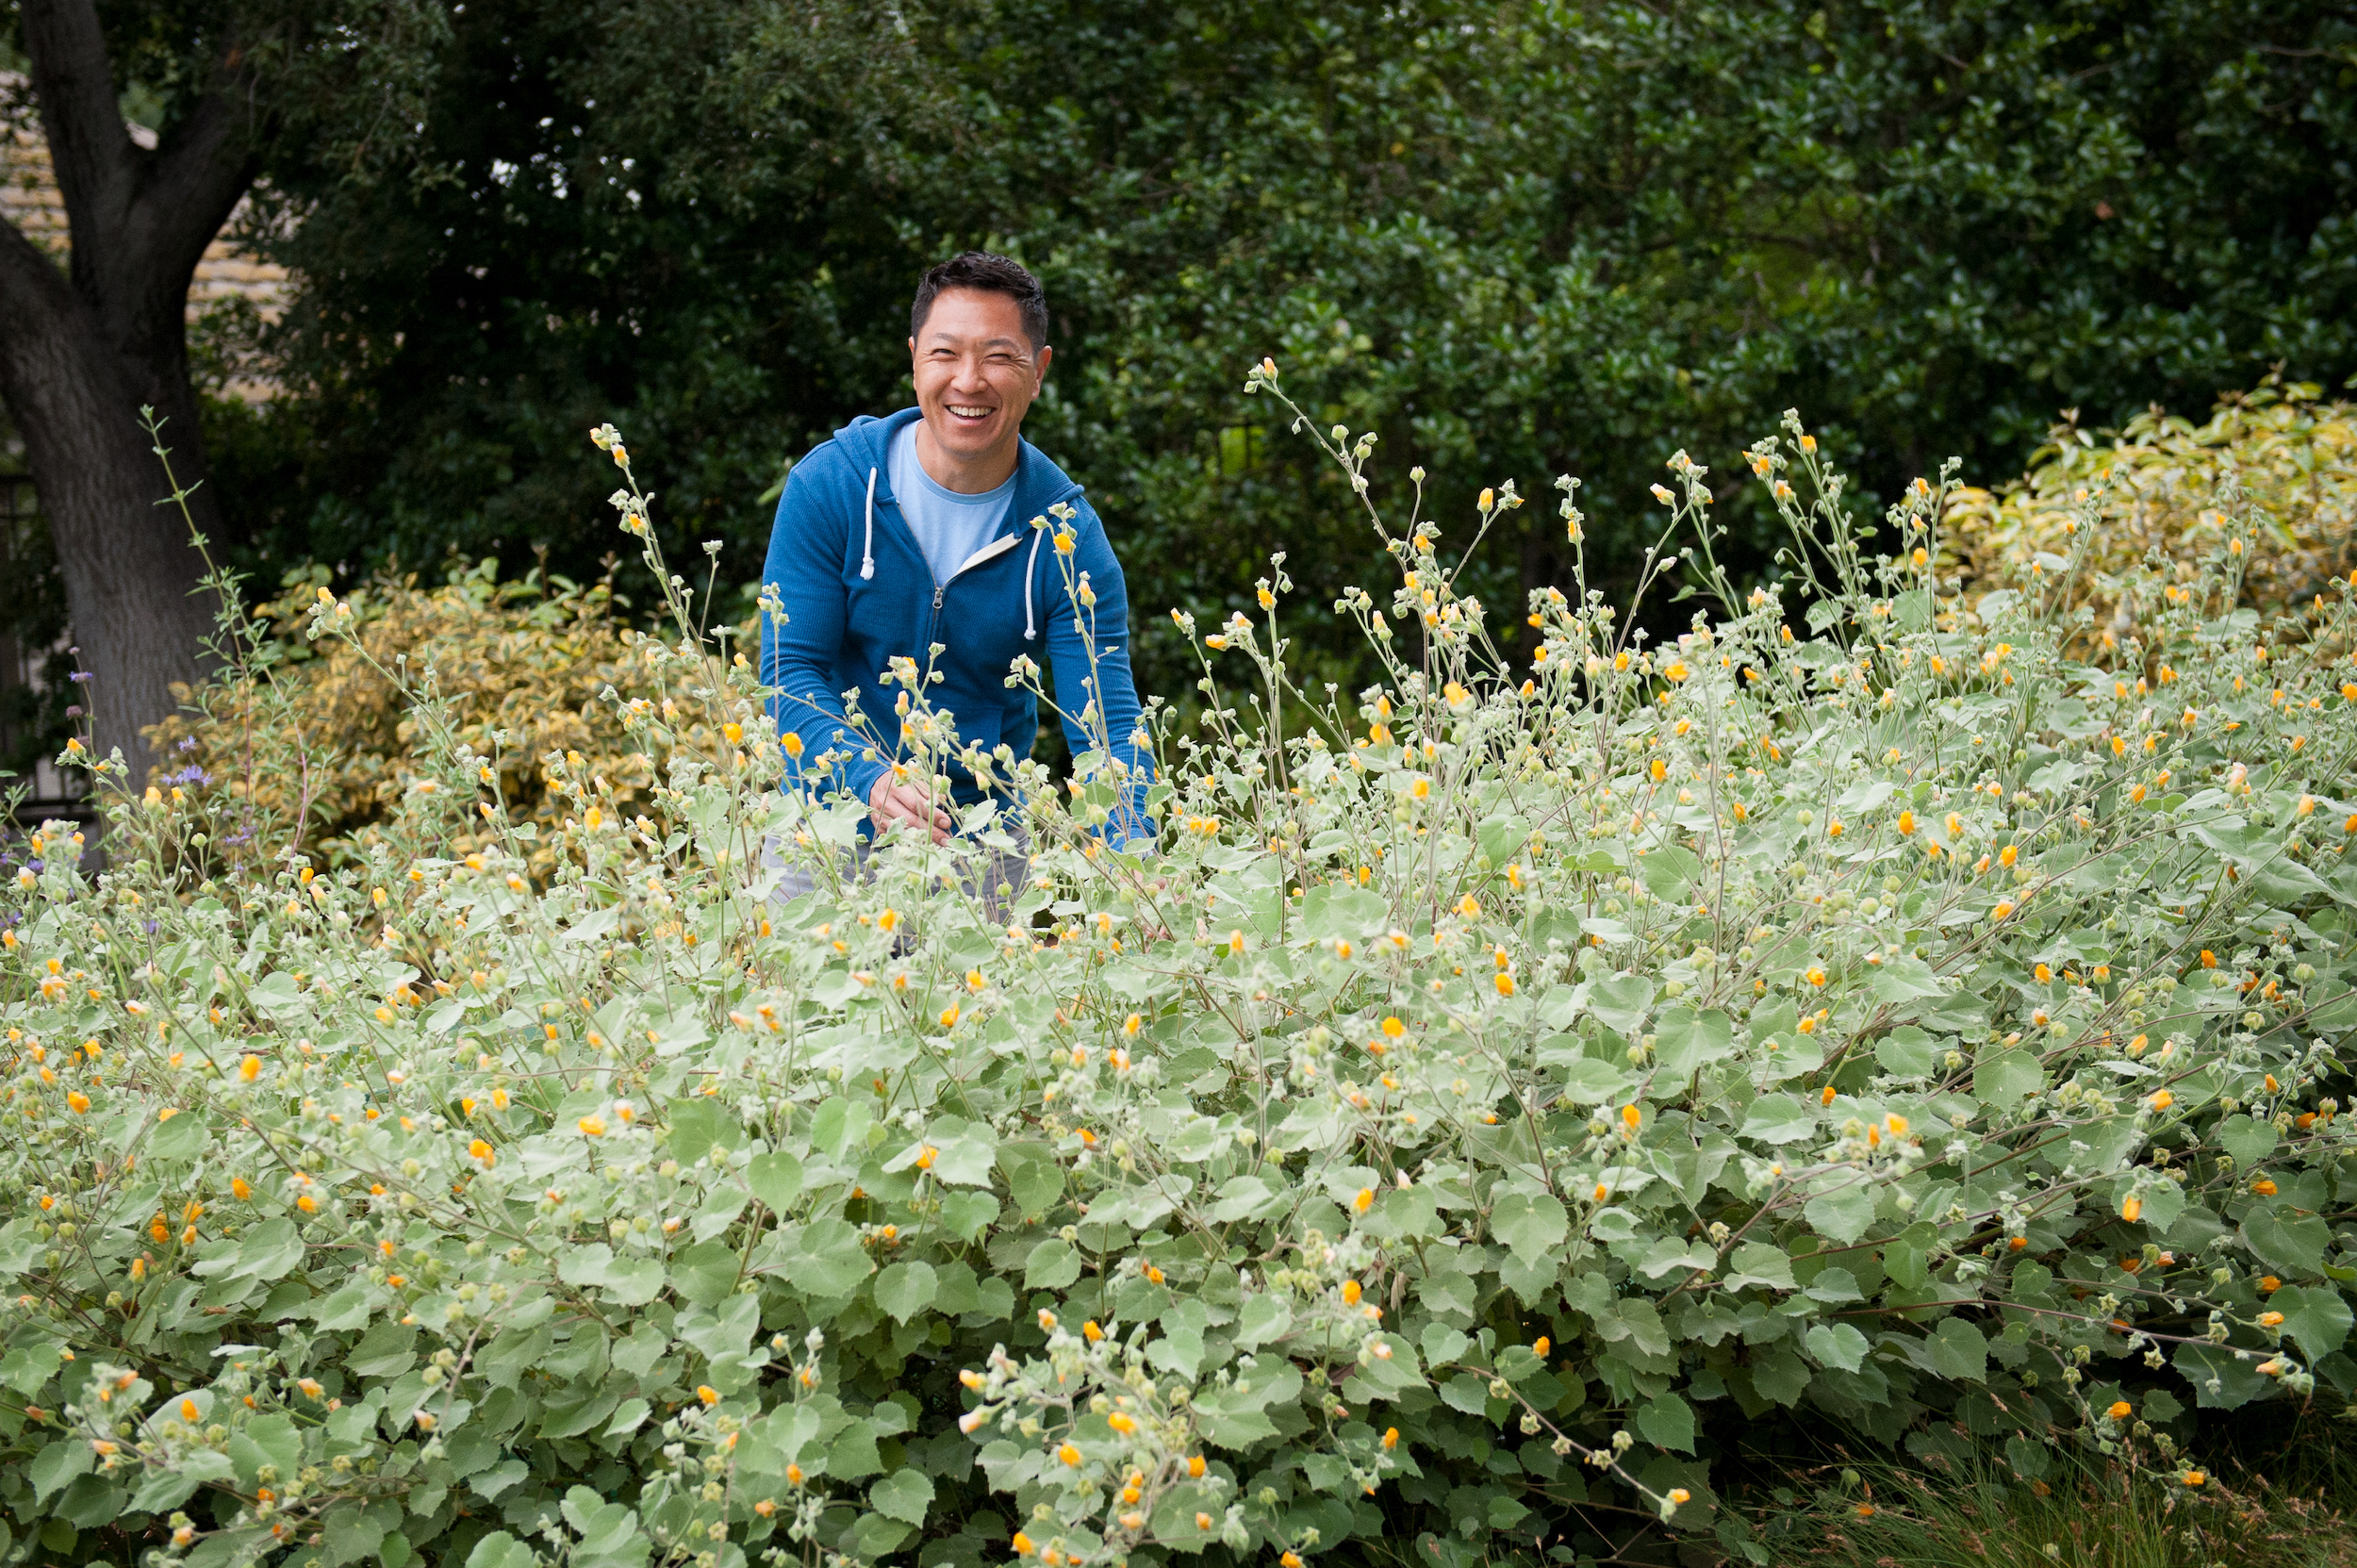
[766,825,1033,927]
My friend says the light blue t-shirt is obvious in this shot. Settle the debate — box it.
[889,421,1015,587]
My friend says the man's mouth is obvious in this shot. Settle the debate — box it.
[946,404,996,422]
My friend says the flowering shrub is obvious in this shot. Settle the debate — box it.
[6,372,2357,1568]
[1943,377,2357,628]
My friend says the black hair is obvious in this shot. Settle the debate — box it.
[911,251,1049,353]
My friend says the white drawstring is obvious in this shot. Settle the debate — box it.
[860,466,877,580]
[1022,527,1047,640]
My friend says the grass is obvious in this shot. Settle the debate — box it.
[1774,1438,2357,1568]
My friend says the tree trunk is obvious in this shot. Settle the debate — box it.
[0,232,216,773]
[0,0,254,779]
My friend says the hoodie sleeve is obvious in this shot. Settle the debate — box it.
[760,449,891,811]
[1041,496,1159,849]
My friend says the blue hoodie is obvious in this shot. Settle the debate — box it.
[758,406,1155,841]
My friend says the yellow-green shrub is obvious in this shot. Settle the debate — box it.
[1942,378,2357,622]
[146,563,692,876]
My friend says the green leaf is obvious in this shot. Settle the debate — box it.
[1805,1323,1871,1372]
[1491,1192,1569,1262]
[56,1475,124,1530]
[1724,1243,1794,1292]
[324,1502,388,1565]
[747,1150,804,1213]
[999,1144,1064,1215]
[1973,1049,2045,1106]
[2173,1343,2274,1410]
[603,1255,666,1306]
[149,1108,208,1161]
[667,1098,733,1164]
[1740,1094,1818,1145]
[463,1530,540,1568]
[1750,1345,1810,1405]
[1633,1392,1694,1453]
[2269,1284,2354,1362]
[669,1242,741,1307]
[1586,976,1657,1034]
[2218,1114,2279,1168]
[29,1439,91,1503]
[1025,1238,1083,1288]
[312,1284,372,1331]
[874,1261,938,1324]
[1555,1058,1633,1105]
[869,1468,935,1526]
[1804,1184,1878,1246]
[939,1190,1002,1241]
[1235,1292,1294,1350]
[2243,1207,2331,1276]
[1873,1027,1937,1079]
[1653,1008,1734,1080]
[1922,1318,1986,1382]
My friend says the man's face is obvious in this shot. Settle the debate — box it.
[909,287,1049,467]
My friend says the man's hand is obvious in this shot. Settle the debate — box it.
[868,772,952,843]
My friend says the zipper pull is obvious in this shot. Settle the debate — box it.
[932,585,946,610]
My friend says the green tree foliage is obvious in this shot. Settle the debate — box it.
[218,0,2357,710]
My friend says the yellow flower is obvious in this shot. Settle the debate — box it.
[239,1054,262,1081]
[1353,1188,1375,1213]
[1621,1104,1641,1132]
[939,1003,962,1029]
[579,1115,606,1136]
[1495,972,1516,997]
[698,1385,721,1406]
[2120,1195,2143,1222]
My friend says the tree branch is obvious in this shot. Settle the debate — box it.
[0,188,79,345]
[19,0,140,258]
[131,88,258,315]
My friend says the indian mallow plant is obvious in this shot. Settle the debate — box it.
[6,361,2357,1568]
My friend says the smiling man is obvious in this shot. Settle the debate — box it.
[759,252,1155,874]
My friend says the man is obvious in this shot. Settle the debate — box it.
[759,252,1155,879]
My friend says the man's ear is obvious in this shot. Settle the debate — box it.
[1036,344,1052,384]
